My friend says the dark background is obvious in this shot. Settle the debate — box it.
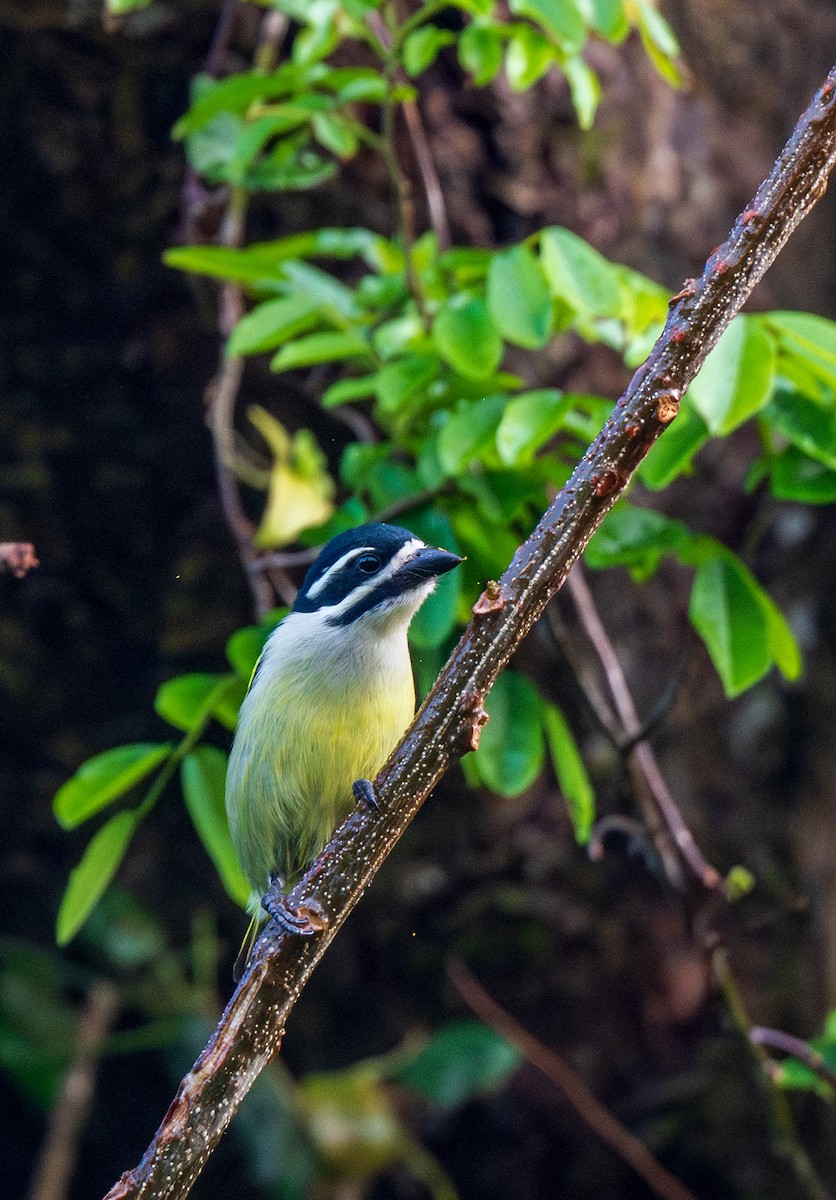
[3,2,836,1198]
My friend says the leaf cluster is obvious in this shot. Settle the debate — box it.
[54,1,836,960]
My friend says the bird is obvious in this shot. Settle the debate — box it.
[225,522,461,969]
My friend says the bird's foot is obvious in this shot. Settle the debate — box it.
[353,777,379,812]
[261,887,327,937]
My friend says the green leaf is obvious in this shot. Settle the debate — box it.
[587,0,628,40]
[638,401,711,489]
[174,67,312,137]
[758,582,802,682]
[449,0,495,13]
[432,295,503,380]
[373,313,427,361]
[228,294,322,357]
[772,1056,834,1100]
[766,310,836,397]
[540,227,621,318]
[224,112,312,185]
[505,24,555,90]
[56,810,142,945]
[322,374,379,407]
[585,504,691,580]
[165,244,291,286]
[612,263,669,363]
[465,467,549,520]
[154,673,232,733]
[165,228,387,287]
[185,112,242,183]
[406,510,462,650]
[375,356,440,414]
[292,0,341,63]
[687,316,777,435]
[402,25,456,76]
[181,747,251,907]
[473,671,545,796]
[271,330,373,372]
[764,387,836,469]
[508,0,586,52]
[687,554,796,697]
[253,140,338,192]
[325,66,390,104]
[212,678,248,733]
[226,624,277,680]
[107,0,151,11]
[633,0,683,87]
[310,112,359,158]
[496,389,571,464]
[487,245,553,349]
[543,703,595,843]
[769,447,836,504]
[280,259,362,318]
[54,743,171,829]
[458,24,504,84]
[562,55,601,129]
[396,1020,521,1109]
[437,395,507,474]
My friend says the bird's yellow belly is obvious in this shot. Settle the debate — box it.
[226,659,414,893]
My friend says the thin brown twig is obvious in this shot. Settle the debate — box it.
[27,983,120,1200]
[103,62,836,1200]
[448,960,698,1200]
[367,10,452,256]
[401,96,452,250]
[566,566,724,893]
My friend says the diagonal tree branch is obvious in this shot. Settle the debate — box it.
[104,63,836,1200]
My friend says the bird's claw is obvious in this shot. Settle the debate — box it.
[353,777,379,812]
[261,890,327,937]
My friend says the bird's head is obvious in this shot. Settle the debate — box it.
[292,523,462,632]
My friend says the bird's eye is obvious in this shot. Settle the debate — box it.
[356,554,380,575]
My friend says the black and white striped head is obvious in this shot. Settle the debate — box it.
[292,523,461,629]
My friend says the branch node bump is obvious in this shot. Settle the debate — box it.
[472,580,508,615]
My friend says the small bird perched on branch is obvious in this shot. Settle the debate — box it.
[226,522,461,973]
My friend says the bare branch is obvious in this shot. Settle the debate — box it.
[566,567,724,893]
[448,960,699,1200]
[104,63,836,1200]
[28,983,119,1200]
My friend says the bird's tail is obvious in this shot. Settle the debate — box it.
[232,911,261,982]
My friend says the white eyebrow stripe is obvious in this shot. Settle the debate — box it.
[305,546,374,599]
[389,538,424,571]
[314,537,426,619]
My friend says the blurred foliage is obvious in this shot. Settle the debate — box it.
[3,0,834,1197]
[2,895,520,1199]
[54,0,836,947]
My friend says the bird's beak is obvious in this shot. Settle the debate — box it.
[407,546,463,579]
